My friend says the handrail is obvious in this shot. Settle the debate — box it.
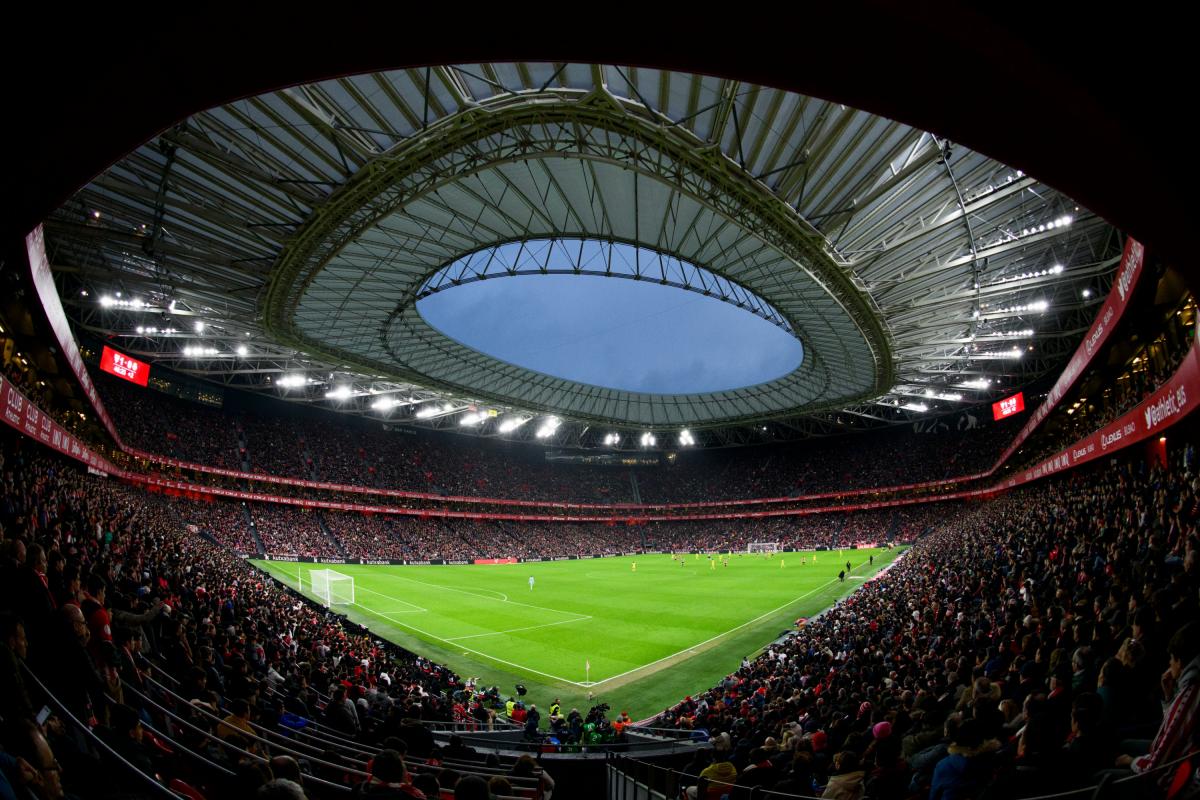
[606,747,1200,800]
[144,673,374,761]
[138,716,237,779]
[19,663,183,799]
[122,679,372,781]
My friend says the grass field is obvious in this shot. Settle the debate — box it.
[252,547,900,721]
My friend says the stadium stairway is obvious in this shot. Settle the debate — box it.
[244,502,266,555]
[628,471,643,504]
[317,511,350,557]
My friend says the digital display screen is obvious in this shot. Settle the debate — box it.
[99,345,150,387]
[993,392,1026,420]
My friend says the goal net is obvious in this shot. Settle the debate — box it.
[308,569,355,606]
[747,542,780,555]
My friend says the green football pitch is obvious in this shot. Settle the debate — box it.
[251,548,901,721]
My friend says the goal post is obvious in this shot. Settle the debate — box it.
[747,542,780,555]
[307,568,355,607]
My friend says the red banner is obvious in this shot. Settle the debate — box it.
[115,339,1200,521]
[99,345,150,386]
[5,341,1198,525]
[997,337,1200,490]
[992,392,1025,421]
[0,374,119,475]
[123,444,982,511]
[993,237,1144,469]
[120,469,979,522]
[25,225,124,448]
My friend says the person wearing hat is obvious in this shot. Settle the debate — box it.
[865,721,910,798]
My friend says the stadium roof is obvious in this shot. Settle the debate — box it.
[42,61,1123,445]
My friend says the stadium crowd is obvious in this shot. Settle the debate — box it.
[655,448,1200,799]
[170,501,936,562]
[92,369,1010,506]
[249,505,342,560]
[2,361,1195,798]
[0,431,566,799]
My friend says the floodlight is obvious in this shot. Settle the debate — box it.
[498,417,529,433]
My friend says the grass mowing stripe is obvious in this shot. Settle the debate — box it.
[446,615,595,642]
[379,571,587,619]
[588,561,868,687]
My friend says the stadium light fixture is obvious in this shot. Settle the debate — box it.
[194,321,205,333]
[371,397,399,411]
[459,411,484,426]
[535,416,561,439]
[325,386,352,400]
[415,406,439,419]
[640,432,657,447]
[498,417,529,434]
[902,402,929,412]
[678,429,695,446]
[181,346,218,357]
[276,374,306,389]
[603,432,621,446]
[1082,288,1092,298]
[236,344,248,357]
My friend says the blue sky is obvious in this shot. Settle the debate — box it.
[417,274,803,394]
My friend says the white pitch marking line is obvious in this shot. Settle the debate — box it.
[352,602,588,687]
[445,615,594,642]
[354,584,428,612]
[588,563,873,687]
[262,565,583,683]
[384,573,586,620]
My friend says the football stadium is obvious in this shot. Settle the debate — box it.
[0,13,1196,800]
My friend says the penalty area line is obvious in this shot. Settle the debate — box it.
[352,600,588,687]
[445,615,594,642]
[385,573,584,619]
[354,584,428,612]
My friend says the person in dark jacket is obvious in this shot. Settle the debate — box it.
[929,719,999,800]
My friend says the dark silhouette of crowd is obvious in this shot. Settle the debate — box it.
[92,368,1011,507]
[655,447,1200,799]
